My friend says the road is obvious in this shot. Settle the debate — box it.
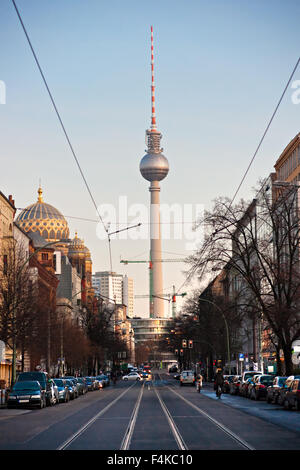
[0,370,299,452]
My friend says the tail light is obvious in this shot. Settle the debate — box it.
[259,384,265,389]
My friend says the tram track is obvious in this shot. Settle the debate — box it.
[57,381,137,450]
[156,372,255,451]
[54,371,255,450]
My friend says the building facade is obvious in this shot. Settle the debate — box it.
[92,271,134,316]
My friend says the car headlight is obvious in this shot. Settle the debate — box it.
[8,395,17,399]
[31,395,41,399]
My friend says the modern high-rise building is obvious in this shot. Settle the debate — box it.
[92,271,134,316]
[123,275,134,317]
[139,26,169,319]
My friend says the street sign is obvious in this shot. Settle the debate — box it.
[239,353,244,361]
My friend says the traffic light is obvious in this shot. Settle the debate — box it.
[188,339,193,349]
[213,360,216,366]
[180,349,184,356]
[182,339,187,348]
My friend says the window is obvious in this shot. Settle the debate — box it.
[3,254,8,275]
[42,253,48,261]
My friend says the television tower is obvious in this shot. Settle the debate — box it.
[140,26,169,318]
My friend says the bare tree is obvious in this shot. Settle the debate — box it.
[0,239,38,384]
[188,182,300,375]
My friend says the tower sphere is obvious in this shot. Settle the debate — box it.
[140,152,169,182]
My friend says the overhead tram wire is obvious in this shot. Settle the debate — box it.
[229,56,300,209]
[11,0,112,265]
[175,57,300,298]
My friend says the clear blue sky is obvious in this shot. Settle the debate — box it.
[1,0,300,316]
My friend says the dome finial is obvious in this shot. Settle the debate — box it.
[37,184,43,203]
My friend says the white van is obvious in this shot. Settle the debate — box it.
[180,370,195,386]
[241,370,263,384]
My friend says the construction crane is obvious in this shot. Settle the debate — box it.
[120,257,185,317]
[134,286,187,318]
[120,258,186,317]
[120,259,185,264]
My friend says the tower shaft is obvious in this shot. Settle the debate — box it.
[150,181,164,318]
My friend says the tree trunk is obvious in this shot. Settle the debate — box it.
[282,341,293,376]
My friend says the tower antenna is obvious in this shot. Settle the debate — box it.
[150,25,156,131]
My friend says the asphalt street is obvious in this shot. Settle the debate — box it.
[0,371,300,451]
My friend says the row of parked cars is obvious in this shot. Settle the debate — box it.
[6,371,111,409]
[222,371,300,410]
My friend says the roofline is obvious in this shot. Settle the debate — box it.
[274,133,300,169]
[0,191,15,210]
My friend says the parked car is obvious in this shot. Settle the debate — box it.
[53,379,70,403]
[266,376,288,404]
[250,374,274,400]
[239,378,253,397]
[239,371,262,397]
[169,365,178,373]
[76,377,88,394]
[283,379,300,411]
[90,377,101,390]
[7,380,46,409]
[64,379,77,399]
[180,370,195,386]
[122,372,141,381]
[64,377,81,397]
[229,375,242,395]
[278,375,300,406]
[16,371,55,406]
[84,377,96,391]
[246,374,261,398]
[96,374,110,387]
[223,375,235,394]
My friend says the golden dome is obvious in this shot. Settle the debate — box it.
[16,186,69,241]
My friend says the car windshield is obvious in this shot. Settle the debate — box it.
[17,373,46,383]
[13,381,40,391]
[261,376,273,384]
[278,377,287,386]
[54,380,64,387]
[182,372,193,376]
[244,372,260,380]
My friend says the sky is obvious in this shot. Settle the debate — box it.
[1,0,300,317]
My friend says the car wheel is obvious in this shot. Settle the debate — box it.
[284,399,292,410]
[124,378,128,381]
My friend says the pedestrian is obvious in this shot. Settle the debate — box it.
[196,373,203,393]
[215,369,224,398]
[145,371,152,390]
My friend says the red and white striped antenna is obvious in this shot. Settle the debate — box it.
[150,25,157,131]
